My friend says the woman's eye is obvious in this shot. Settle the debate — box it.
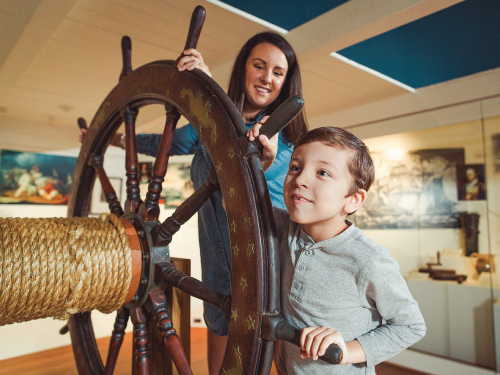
[274,70,283,76]
[254,64,264,70]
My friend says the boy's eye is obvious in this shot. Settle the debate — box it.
[318,169,331,177]
[290,165,301,172]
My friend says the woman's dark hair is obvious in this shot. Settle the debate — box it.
[227,32,308,145]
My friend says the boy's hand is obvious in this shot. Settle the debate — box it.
[246,116,278,172]
[300,326,348,364]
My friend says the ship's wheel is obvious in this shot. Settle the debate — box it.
[65,5,341,374]
[68,6,291,375]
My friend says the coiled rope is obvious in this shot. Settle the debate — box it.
[0,214,132,326]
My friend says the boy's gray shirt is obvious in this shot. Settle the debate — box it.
[273,208,426,374]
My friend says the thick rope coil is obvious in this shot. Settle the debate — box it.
[0,214,132,326]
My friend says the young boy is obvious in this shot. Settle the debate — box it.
[255,126,426,374]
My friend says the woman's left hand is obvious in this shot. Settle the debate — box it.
[246,116,278,172]
[246,116,269,141]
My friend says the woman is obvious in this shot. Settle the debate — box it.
[80,32,308,374]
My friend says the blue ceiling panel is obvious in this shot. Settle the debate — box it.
[219,0,349,31]
[336,0,500,88]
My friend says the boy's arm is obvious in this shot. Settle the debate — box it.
[355,253,426,367]
[300,327,366,365]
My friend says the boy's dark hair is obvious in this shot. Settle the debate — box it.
[294,127,375,196]
[227,32,308,144]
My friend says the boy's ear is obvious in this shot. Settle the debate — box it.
[345,189,367,215]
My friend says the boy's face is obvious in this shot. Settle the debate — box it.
[283,141,364,242]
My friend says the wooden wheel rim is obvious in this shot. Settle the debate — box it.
[68,60,279,375]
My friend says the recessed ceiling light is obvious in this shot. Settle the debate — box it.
[205,0,288,34]
[330,52,415,93]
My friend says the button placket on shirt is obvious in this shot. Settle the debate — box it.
[290,246,314,300]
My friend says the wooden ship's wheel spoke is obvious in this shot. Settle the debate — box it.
[104,307,129,375]
[130,308,151,374]
[142,104,181,222]
[123,106,141,214]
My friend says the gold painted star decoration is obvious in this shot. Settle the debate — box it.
[240,277,248,290]
[245,315,255,330]
[230,220,237,233]
[246,243,255,255]
[243,217,252,228]
[231,309,239,322]
[232,244,240,256]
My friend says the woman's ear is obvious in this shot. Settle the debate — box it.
[344,189,367,215]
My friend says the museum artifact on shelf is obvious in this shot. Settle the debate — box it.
[459,212,480,256]
[418,251,469,283]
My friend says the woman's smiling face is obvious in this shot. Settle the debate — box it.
[243,43,288,116]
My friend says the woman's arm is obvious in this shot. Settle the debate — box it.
[136,124,200,157]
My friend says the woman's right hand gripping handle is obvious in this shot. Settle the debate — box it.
[177,48,212,77]
[177,6,211,77]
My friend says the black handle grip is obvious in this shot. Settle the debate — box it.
[183,6,206,51]
[251,95,305,154]
[275,320,343,365]
[77,117,88,130]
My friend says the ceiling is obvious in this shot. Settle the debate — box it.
[1,0,499,152]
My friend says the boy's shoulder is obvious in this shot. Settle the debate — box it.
[347,223,392,259]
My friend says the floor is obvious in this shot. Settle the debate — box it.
[0,327,431,374]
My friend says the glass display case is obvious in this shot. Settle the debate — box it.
[354,100,500,373]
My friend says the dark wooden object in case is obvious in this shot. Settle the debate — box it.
[418,252,467,284]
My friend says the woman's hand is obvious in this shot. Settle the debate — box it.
[177,48,212,77]
[300,326,349,364]
[78,128,87,144]
[246,116,268,141]
[246,116,278,172]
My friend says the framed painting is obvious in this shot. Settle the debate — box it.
[354,148,466,229]
[139,162,153,184]
[162,161,193,209]
[0,149,76,205]
[456,164,486,201]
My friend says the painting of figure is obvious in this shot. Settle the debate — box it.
[457,164,486,201]
[0,150,76,205]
